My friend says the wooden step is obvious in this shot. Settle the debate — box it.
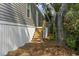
[31,38,43,43]
[33,27,43,38]
[31,27,43,43]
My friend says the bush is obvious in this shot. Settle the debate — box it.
[63,7,79,50]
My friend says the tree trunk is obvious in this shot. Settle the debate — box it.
[56,4,67,45]
[43,3,67,45]
[56,12,63,45]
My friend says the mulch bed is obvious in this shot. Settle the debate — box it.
[6,41,77,56]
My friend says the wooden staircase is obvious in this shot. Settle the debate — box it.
[31,27,43,43]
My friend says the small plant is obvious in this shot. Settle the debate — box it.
[66,36,76,49]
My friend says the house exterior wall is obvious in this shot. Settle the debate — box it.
[0,3,36,56]
[0,3,44,55]
[30,3,44,27]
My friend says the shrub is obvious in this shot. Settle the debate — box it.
[63,7,79,50]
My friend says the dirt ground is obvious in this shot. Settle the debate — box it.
[6,41,77,56]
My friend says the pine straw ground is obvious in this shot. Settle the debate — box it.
[6,40,78,56]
